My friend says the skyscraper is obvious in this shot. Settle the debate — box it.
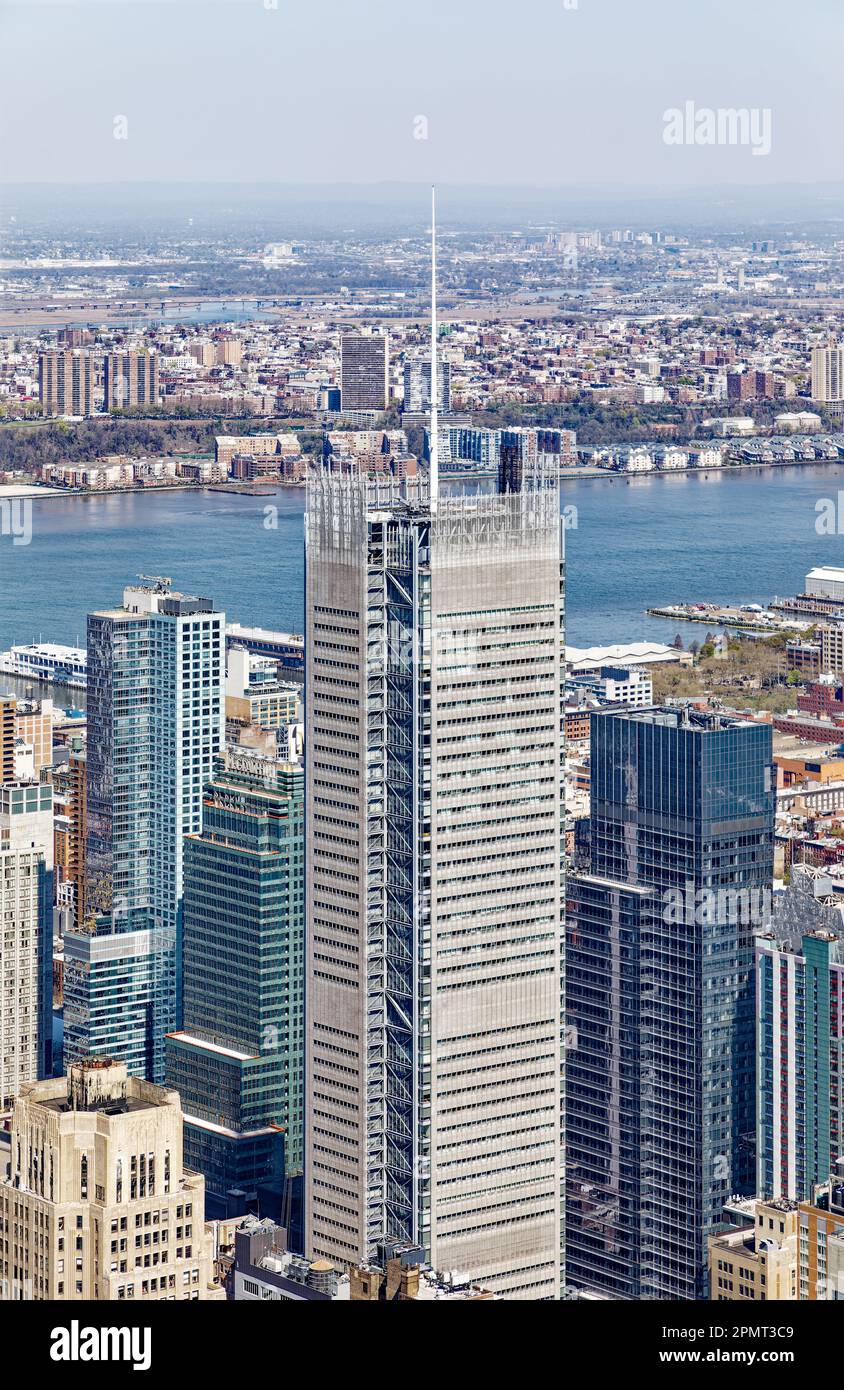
[303,460,566,1296]
[402,357,450,413]
[64,579,224,1084]
[566,708,774,1300]
[0,1058,224,1301]
[53,743,87,931]
[811,345,844,403]
[103,350,159,411]
[0,778,54,1106]
[165,747,304,1212]
[340,333,389,411]
[756,866,844,1202]
[38,350,95,417]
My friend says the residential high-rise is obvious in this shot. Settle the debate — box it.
[303,464,565,1298]
[165,748,304,1211]
[435,425,570,477]
[402,357,450,413]
[756,867,844,1202]
[53,744,87,931]
[0,1058,225,1301]
[0,695,54,776]
[0,698,14,782]
[215,335,243,367]
[189,340,216,368]
[64,579,224,1084]
[811,345,844,403]
[819,621,844,675]
[0,779,54,1106]
[340,333,389,411]
[727,370,754,402]
[103,350,159,411]
[566,708,774,1300]
[38,350,95,417]
[57,327,92,349]
[755,370,776,399]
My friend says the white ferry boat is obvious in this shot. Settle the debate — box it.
[0,642,87,690]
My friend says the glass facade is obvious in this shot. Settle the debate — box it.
[567,708,774,1300]
[165,751,304,1202]
[0,781,54,1100]
[65,584,224,1083]
[757,870,844,1202]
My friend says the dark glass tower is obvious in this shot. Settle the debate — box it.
[566,708,774,1300]
[165,749,304,1214]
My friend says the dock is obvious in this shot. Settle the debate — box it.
[646,602,811,633]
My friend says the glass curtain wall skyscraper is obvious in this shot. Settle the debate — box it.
[304,465,566,1299]
[756,866,844,1202]
[566,708,774,1300]
[166,748,305,1212]
[64,579,224,1084]
[0,779,54,1106]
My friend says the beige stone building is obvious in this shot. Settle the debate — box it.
[214,433,280,467]
[0,696,54,777]
[819,622,844,676]
[708,1198,799,1301]
[304,472,565,1299]
[215,337,242,367]
[0,1059,225,1301]
[0,779,53,1109]
[798,1164,844,1299]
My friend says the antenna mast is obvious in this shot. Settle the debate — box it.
[430,185,439,507]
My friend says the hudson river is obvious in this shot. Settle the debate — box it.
[4,464,844,661]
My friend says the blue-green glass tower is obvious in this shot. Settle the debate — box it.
[757,867,844,1202]
[165,749,304,1211]
[65,579,225,1084]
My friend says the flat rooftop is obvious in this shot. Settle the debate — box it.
[40,1095,152,1116]
[166,1031,259,1062]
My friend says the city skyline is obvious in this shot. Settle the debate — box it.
[3,1,844,1351]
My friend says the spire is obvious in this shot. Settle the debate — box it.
[430,185,438,507]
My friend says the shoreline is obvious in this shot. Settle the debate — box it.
[1,481,306,502]
[3,455,842,503]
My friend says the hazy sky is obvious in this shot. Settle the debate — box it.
[0,0,839,187]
